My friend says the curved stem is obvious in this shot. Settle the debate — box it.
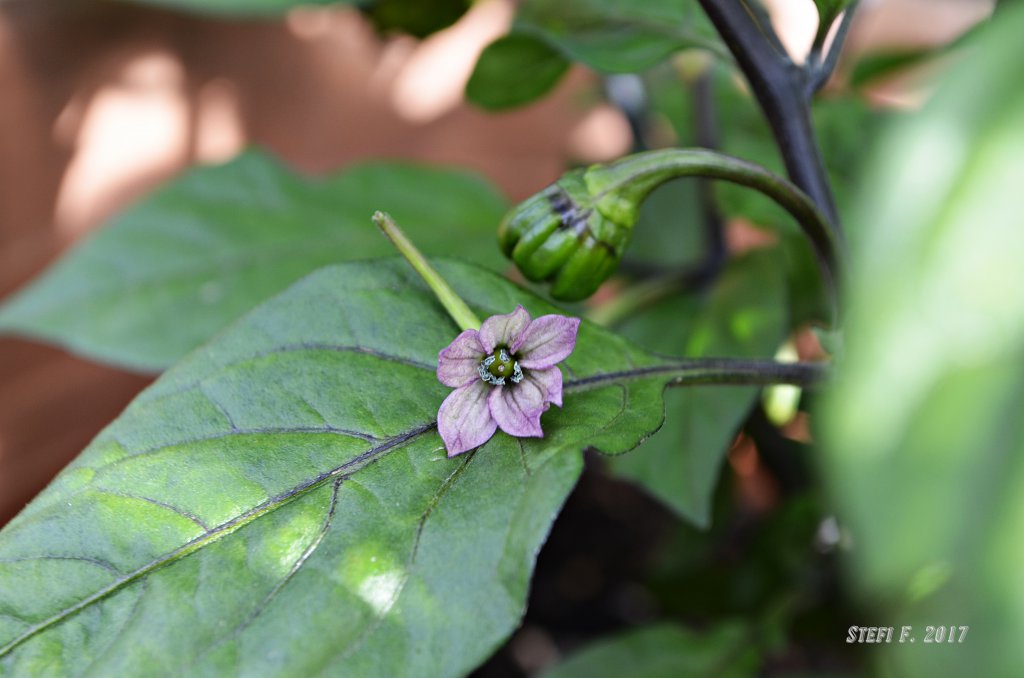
[586,148,845,321]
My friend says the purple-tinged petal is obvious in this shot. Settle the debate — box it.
[438,381,497,457]
[479,305,531,353]
[437,329,485,388]
[488,380,547,438]
[524,365,563,408]
[512,314,581,369]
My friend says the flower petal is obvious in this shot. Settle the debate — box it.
[488,379,547,438]
[524,365,563,408]
[511,314,581,369]
[438,381,497,457]
[478,305,531,353]
[437,329,485,388]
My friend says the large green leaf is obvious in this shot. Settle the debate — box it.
[610,252,787,526]
[466,33,571,111]
[822,6,1024,676]
[362,0,472,38]
[514,0,722,74]
[0,259,715,676]
[540,623,758,678]
[0,150,508,373]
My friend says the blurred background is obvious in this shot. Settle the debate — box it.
[0,0,995,674]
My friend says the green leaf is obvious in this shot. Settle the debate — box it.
[540,623,759,678]
[610,252,788,526]
[813,0,852,18]
[362,0,471,38]
[128,0,354,17]
[822,6,1024,676]
[848,15,990,89]
[0,150,508,373]
[849,49,936,88]
[514,0,722,73]
[812,0,853,47]
[626,178,704,269]
[0,259,705,676]
[466,33,571,110]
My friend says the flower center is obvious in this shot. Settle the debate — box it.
[478,348,524,387]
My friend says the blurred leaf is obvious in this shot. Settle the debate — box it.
[777,231,831,328]
[850,49,935,88]
[823,6,1024,675]
[610,252,788,526]
[540,622,758,678]
[362,0,471,38]
[514,0,722,74]
[466,33,571,110]
[0,259,696,676]
[813,0,853,23]
[0,150,508,372]
[626,177,704,269]
[849,14,992,88]
[129,0,354,17]
[812,0,854,48]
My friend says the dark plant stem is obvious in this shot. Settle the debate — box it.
[697,0,841,230]
[807,4,859,96]
[564,359,828,392]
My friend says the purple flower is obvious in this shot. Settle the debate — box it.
[436,305,581,457]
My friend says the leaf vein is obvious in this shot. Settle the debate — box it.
[0,423,435,658]
[0,555,122,576]
[324,453,475,671]
[100,426,381,472]
[98,491,212,532]
[191,479,343,668]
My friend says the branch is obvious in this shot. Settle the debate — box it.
[697,0,841,230]
[564,359,829,392]
[807,3,859,97]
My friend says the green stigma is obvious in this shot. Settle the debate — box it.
[478,348,524,387]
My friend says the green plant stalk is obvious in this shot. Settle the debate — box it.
[586,149,844,319]
[373,211,482,331]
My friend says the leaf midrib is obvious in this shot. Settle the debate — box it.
[0,422,433,658]
[0,363,695,658]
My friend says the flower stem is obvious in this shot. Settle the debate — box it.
[372,211,482,331]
